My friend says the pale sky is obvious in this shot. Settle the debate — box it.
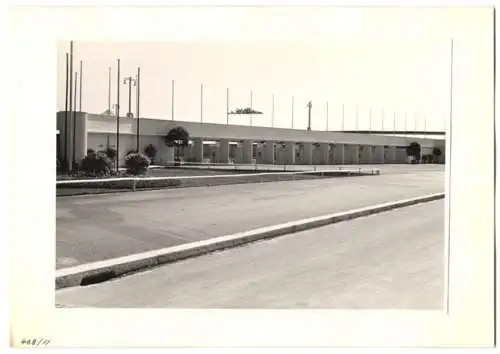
[57,7,475,132]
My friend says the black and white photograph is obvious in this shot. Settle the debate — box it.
[8,4,495,349]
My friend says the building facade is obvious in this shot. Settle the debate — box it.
[56,112,446,170]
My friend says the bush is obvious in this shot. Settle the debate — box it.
[80,151,113,176]
[87,148,96,156]
[144,144,157,161]
[126,149,138,156]
[125,153,150,175]
[105,147,117,160]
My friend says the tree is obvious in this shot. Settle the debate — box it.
[164,126,190,162]
[229,107,263,115]
[144,144,158,163]
[406,142,421,163]
[432,147,442,162]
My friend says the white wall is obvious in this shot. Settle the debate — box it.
[85,113,442,148]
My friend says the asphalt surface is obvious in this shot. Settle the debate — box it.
[56,166,444,268]
[56,199,444,309]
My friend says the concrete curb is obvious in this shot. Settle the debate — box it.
[55,192,444,290]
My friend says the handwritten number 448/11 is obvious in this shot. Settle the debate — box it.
[21,338,51,346]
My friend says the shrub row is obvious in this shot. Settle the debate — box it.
[76,147,153,177]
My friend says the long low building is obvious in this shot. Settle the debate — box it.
[56,111,446,169]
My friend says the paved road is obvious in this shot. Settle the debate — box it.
[56,200,444,309]
[56,167,444,268]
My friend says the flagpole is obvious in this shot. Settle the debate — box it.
[136,66,141,152]
[68,41,73,170]
[108,67,111,114]
[404,111,408,138]
[272,94,275,128]
[355,106,359,130]
[171,80,175,121]
[341,103,345,131]
[250,90,253,126]
[72,71,78,164]
[414,111,417,136]
[369,107,372,133]
[226,87,229,126]
[200,83,204,123]
[64,52,69,168]
[326,101,329,131]
[291,96,294,129]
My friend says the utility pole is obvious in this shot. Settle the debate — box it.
[123,75,137,117]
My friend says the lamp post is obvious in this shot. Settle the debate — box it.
[306,101,312,131]
[116,58,121,171]
[135,67,141,151]
[123,75,137,117]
